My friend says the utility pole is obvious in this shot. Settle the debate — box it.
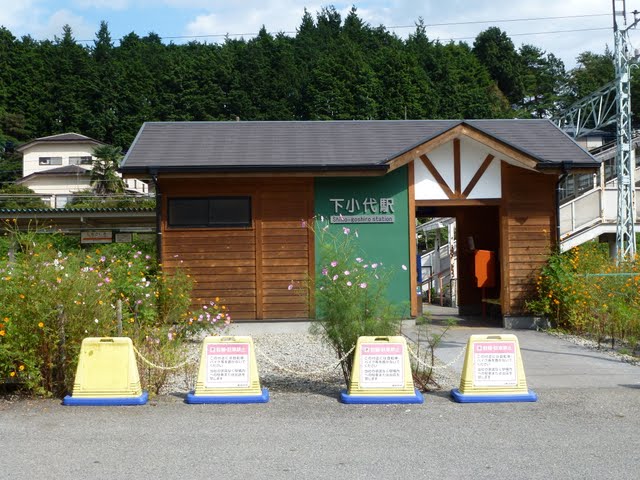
[613,0,639,260]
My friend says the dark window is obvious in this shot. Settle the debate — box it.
[69,156,93,165]
[39,156,62,165]
[168,197,251,228]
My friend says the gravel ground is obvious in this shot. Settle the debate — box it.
[159,333,459,396]
[546,330,640,366]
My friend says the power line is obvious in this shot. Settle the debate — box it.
[72,12,611,43]
[443,26,612,42]
[387,13,611,30]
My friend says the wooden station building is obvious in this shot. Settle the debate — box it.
[120,120,600,327]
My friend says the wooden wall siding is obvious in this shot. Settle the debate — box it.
[163,228,258,319]
[260,188,312,319]
[160,177,313,321]
[501,164,557,314]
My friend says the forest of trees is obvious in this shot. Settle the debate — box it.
[0,6,633,185]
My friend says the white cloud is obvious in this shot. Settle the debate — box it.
[184,1,324,39]
[39,9,94,42]
[73,0,130,10]
[0,1,41,33]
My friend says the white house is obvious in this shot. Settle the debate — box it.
[16,133,148,207]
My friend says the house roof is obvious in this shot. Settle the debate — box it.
[16,165,90,184]
[16,132,105,152]
[119,120,600,175]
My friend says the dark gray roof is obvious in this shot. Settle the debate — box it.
[120,120,599,174]
[17,165,90,184]
[17,133,105,152]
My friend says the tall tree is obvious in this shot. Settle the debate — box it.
[44,25,93,134]
[88,21,118,143]
[566,50,615,102]
[473,27,525,105]
[519,45,567,118]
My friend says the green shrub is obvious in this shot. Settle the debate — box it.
[0,227,229,396]
[0,184,49,209]
[527,242,640,351]
[309,221,403,384]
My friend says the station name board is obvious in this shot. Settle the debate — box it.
[329,197,395,224]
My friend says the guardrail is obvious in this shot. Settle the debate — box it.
[0,193,155,209]
[559,185,640,245]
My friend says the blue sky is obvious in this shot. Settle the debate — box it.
[0,1,630,69]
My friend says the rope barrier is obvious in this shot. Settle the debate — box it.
[132,339,463,374]
[406,343,467,370]
[253,343,356,376]
[132,344,195,371]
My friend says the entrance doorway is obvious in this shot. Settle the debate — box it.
[416,205,501,324]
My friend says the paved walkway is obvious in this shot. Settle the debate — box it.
[406,305,640,390]
[2,306,640,480]
[229,305,640,391]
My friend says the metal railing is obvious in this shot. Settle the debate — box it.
[0,193,155,210]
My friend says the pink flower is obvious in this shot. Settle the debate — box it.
[331,261,338,267]
[344,270,350,276]
[346,281,352,286]
[371,263,378,269]
[288,284,294,290]
[359,282,367,288]
[301,220,307,228]
[355,257,363,263]
[321,268,328,276]
[343,227,350,235]
[332,275,338,281]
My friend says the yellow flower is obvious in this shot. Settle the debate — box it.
[19,294,25,299]
[38,322,44,328]
[98,300,103,305]
[0,330,5,336]
[18,365,24,371]
[10,371,16,377]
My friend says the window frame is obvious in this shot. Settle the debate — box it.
[69,156,93,165]
[167,196,252,229]
[38,156,63,166]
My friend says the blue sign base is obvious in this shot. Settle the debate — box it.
[62,391,148,406]
[185,387,270,404]
[340,389,424,404]
[450,388,538,403]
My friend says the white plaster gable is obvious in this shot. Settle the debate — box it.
[413,135,535,201]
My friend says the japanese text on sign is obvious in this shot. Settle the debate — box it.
[329,197,395,214]
[329,197,396,224]
[205,343,250,388]
[359,343,404,388]
[473,342,517,386]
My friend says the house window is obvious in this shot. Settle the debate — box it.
[69,156,93,165]
[39,157,62,165]
[168,196,252,228]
